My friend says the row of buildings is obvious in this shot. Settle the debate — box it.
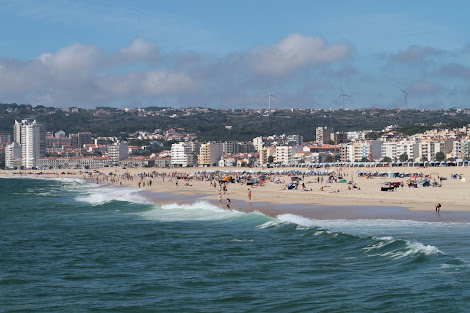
[3,119,134,170]
[170,126,470,166]
[3,120,470,169]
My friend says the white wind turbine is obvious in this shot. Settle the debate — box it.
[337,85,351,109]
[400,88,414,109]
[265,87,278,110]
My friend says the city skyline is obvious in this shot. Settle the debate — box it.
[1,1,470,109]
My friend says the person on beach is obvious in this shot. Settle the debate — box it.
[226,198,231,210]
[248,188,251,201]
[218,192,222,203]
[435,203,441,213]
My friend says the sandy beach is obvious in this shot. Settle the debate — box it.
[2,165,470,221]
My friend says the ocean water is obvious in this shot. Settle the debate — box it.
[1,178,470,312]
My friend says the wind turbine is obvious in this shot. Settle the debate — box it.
[337,85,351,109]
[400,88,414,109]
[265,87,278,110]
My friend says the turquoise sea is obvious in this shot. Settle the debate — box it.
[1,177,470,312]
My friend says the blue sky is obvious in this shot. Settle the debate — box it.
[1,0,469,109]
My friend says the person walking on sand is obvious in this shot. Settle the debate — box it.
[248,188,251,201]
[435,203,441,213]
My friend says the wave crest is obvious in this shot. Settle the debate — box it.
[75,185,153,206]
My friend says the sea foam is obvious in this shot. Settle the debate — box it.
[75,185,153,206]
[139,200,245,222]
[273,214,444,260]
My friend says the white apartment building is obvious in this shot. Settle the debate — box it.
[340,141,381,162]
[171,142,194,167]
[5,142,22,169]
[253,136,265,151]
[352,142,370,162]
[274,145,302,164]
[108,142,129,166]
[396,140,420,161]
[418,139,454,161]
[381,141,398,160]
[18,119,46,169]
[453,139,470,160]
[381,140,420,161]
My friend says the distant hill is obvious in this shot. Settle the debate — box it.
[1,103,469,141]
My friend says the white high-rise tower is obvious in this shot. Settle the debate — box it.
[14,119,45,169]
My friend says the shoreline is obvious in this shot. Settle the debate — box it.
[2,165,470,222]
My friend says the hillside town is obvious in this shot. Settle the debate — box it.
[2,118,470,170]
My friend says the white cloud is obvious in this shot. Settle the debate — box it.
[2,34,467,109]
[37,43,101,72]
[143,71,196,95]
[120,38,158,58]
[110,38,160,65]
[250,33,352,76]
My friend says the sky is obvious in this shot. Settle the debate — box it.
[1,0,470,109]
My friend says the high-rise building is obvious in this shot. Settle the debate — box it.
[78,132,92,147]
[453,139,470,160]
[334,132,348,144]
[171,142,194,167]
[316,127,334,145]
[238,142,255,153]
[5,142,22,169]
[396,139,420,161]
[13,119,46,169]
[198,141,221,166]
[222,141,239,155]
[69,134,79,148]
[13,120,24,143]
[381,141,398,161]
[108,142,129,165]
[418,139,454,161]
[274,145,302,164]
[259,146,276,165]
